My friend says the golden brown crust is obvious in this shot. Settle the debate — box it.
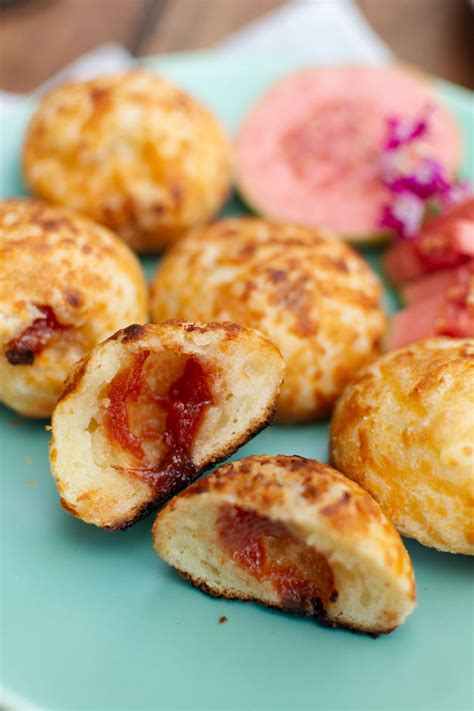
[166,456,409,559]
[153,455,416,634]
[59,356,90,402]
[330,337,474,554]
[150,218,386,422]
[50,321,285,529]
[0,198,148,417]
[23,70,232,252]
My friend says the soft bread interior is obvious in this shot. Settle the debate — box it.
[154,463,416,635]
[50,322,285,529]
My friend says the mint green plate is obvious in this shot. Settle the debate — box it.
[1,53,473,711]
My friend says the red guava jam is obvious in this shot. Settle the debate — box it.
[217,505,335,615]
[104,350,150,460]
[104,352,213,499]
[5,305,69,365]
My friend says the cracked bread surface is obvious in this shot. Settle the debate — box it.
[23,70,232,252]
[330,337,474,555]
[150,218,386,422]
[0,198,148,418]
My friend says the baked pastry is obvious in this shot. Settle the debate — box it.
[23,70,232,252]
[0,199,148,418]
[330,338,474,555]
[150,218,386,422]
[153,455,416,635]
[50,321,285,529]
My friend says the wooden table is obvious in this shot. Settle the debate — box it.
[1,0,473,93]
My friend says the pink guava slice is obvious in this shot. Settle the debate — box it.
[401,265,467,305]
[236,65,461,242]
[387,264,474,349]
[387,298,445,350]
[384,197,474,284]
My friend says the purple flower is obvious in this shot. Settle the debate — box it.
[383,112,430,151]
[379,192,425,239]
[379,109,472,239]
[384,158,451,199]
[439,178,472,207]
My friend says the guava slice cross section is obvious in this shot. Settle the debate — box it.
[236,65,461,242]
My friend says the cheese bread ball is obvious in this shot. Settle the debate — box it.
[154,455,416,635]
[50,321,285,529]
[330,338,474,555]
[23,70,232,252]
[0,199,148,418]
[150,218,386,422]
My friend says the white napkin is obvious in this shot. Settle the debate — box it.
[217,0,390,63]
[0,0,390,115]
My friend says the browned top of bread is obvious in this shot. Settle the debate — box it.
[330,337,474,554]
[169,455,411,564]
[151,218,386,422]
[0,198,148,417]
[22,70,232,252]
[0,198,148,325]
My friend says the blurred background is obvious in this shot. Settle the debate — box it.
[0,0,473,93]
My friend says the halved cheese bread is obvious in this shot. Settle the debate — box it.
[50,321,285,529]
[153,455,416,635]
